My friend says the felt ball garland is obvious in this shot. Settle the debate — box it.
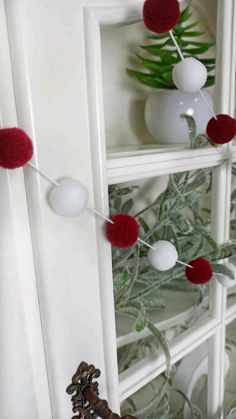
[142,0,236,146]
[148,240,178,271]
[0,3,234,286]
[49,178,89,217]
[106,214,139,248]
[172,58,208,93]
[206,114,236,145]
[0,124,220,283]
[185,258,213,285]
[0,128,33,169]
[143,0,180,34]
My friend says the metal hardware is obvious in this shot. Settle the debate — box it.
[66,361,137,419]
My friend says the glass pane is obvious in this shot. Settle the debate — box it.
[227,165,236,311]
[120,340,209,418]
[225,320,236,417]
[101,1,217,156]
[108,168,226,373]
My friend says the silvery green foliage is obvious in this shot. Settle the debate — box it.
[109,117,236,418]
[211,263,235,280]
[226,401,236,419]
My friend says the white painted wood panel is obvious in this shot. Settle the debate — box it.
[0,1,52,417]
[1,0,235,417]
[4,0,120,417]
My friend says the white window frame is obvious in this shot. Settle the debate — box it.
[83,1,236,417]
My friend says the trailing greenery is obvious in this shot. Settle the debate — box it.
[109,117,236,418]
[127,6,215,89]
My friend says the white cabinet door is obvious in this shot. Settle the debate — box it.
[1,1,236,419]
[1,0,120,418]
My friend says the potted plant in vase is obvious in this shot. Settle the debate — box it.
[127,6,215,145]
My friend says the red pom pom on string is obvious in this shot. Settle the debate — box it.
[106,214,139,248]
[143,0,180,34]
[0,128,33,169]
[206,114,236,145]
[185,258,213,285]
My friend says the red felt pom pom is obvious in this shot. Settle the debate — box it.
[106,214,139,248]
[143,0,180,34]
[185,258,213,285]
[0,128,33,169]
[206,114,236,145]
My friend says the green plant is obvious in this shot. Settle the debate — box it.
[127,6,215,89]
[109,117,236,418]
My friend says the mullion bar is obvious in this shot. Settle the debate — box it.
[207,0,234,417]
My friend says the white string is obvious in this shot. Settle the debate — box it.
[213,272,229,277]
[138,237,156,250]
[177,259,194,269]
[27,162,59,186]
[26,162,195,270]
[169,30,184,61]
[169,30,217,121]
[87,205,114,224]
[27,162,115,226]
[198,89,217,120]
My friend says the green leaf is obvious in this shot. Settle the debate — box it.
[180,114,197,146]
[211,264,235,280]
[206,65,215,73]
[147,34,170,40]
[141,45,177,58]
[170,212,193,234]
[148,322,171,377]
[134,304,148,332]
[231,187,236,201]
[194,223,217,250]
[127,69,172,89]
[182,31,205,37]
[129,266,183,299]
[226,399,236,419]
[180,7,192,23]
[204,76,215,87]
[184,45,214,55]
[207,242,236,261]
[114,270,130,290]
[114,197,121,211]
[194,134,211,148]
[182,20,201,31]
[136,55,173,74]
[138,216,150,234]
[183,41,214,48]
[200,58,216,65]
[121,199,134,213]
[141,296,166,310]
[172,389,195,419]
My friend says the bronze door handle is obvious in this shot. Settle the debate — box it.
[66,361,137,419]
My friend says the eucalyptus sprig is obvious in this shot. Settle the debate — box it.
[127,6,215,89]
[110,118,236,383]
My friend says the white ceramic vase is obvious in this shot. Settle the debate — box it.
[145,89,213,145]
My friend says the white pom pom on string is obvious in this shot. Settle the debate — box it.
[148,240,178,271]
[172,57,207,93]
[49,178,89,217]
[216,262,236,289]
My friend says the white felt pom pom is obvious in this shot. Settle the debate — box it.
[49,178,89,217]
[148,240,178,271]
[172,58,207,92]
[216,262,236,289]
